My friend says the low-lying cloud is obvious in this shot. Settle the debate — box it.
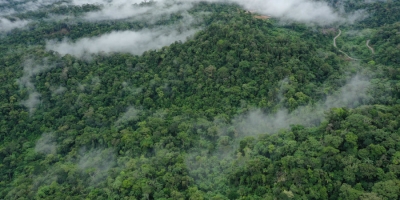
[0,0,64,16]
[68,0,367,25]
[51,86,67,95]
[114,106,141,127]
[186,74,372,192]
[46,26,198,57]
[20,92,42,114]
[17,60,53,90]
[230,0,366,25]
[16,59,54,114]
[73,0,194,21]
[233,75,371,136]
[1,0,370,27]
[0,17,29,32]
[78,148,116,184]
[364,0,387,3]
[35,132,57,155]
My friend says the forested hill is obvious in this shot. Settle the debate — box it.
[1,0,400,199]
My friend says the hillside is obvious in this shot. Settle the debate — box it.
[1,0,400,199]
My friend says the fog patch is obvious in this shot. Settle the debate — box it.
[16,59,54,114]
[0,17,29,32]
[20,92,42,114]
[78,148,116,184]
[234,75,371,136]
[325,75,370,108]
[364,0,387,3]
[17,60,53,90]
[0,0,371,27]
[344,28,374,37]
[35,132,57,155]
[47,27,198,58]
[31,148,116,193]
[186,74,372,193]
[91,76,101,86]
[231,0,367,25]
[78,0,195,22]
[70,0,114,6]
[68,0,368,25]
[277,77,289,103]
[122,81,143,95]
[51,86,67,95]
[0,0,65,16]
[77,83,86,92]
[114,106,141,127]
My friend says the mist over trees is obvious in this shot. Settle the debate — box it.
[1,0,400,199]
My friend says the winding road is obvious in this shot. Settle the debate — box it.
[333,29,359,60]
[366,40,375,54]
[333,29,341,48]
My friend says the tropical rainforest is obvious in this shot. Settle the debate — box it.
[1,0,400,199]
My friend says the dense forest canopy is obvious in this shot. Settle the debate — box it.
[1,0,400,199]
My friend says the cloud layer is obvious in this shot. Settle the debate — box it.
[68,0,366,25]
[0,0,64,16]
[232,0,366,25]
[1,0,369,33]
[71,0,194,21]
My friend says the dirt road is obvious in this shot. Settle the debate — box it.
[333,29,359,60]
[333,29,341,48]
[366,40,375,54]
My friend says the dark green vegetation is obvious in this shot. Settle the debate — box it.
[1,1,400,199]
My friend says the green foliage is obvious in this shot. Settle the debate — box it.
[1,1,400,199]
